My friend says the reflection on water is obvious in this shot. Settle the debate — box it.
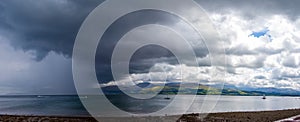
[0,95,88,116]
[205,95,300,113]
[105,94,173,114]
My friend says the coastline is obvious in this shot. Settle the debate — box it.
[1,109,300,122]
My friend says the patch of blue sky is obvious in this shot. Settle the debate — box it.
[249,28,269,38]
[249,28,273,42]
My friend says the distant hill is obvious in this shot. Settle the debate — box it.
[239,87,300,96]
[100,83,300,96]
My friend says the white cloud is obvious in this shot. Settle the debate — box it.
[103,63,225,87]
[210,12,300,89]
[101,9,300,90]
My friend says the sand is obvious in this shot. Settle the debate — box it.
[1,109,300,122]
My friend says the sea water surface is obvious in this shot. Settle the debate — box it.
[0,95,299,116]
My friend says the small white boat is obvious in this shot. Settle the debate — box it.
[262,94,266,99]
[37,95,45,98]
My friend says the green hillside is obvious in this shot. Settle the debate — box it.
[140,84,265,96]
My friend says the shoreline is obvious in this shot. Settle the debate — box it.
[1,109,300,122]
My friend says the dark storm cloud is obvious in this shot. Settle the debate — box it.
[1,0,299,62]
[0,0,105,94]
[0,0,209,83]
[0,0,103,61]
[129,47,180,74]
[95,10,206,82]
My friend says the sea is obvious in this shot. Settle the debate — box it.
[0,95,299,117]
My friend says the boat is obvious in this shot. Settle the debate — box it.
[37,95,45,98]
[262,94,266,99]
[164,95,171,100]
[164,97,171,100]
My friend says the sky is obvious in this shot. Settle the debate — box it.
[0,0,300,95]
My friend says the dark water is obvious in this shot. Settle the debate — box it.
[0,95,88,116]
[0,95,299,116]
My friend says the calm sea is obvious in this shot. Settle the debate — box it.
[0,95,299,116]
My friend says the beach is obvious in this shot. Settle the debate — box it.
[0,115,96,122]
[1,109,300,122]
[179,109,300,122]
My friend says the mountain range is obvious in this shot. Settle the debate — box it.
[101,82,300,96]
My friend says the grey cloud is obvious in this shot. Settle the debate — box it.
[254,75,266,79]
[0,39,75,95]
[1,0,211,74]
[0,0,103,61]
[95,10,180,82]
[271,68,300,82]
[227,55,266,69]
[226,44,256,56]
[282,55,298,68]
[95,9,210,82]
[255,46,284,55]
[226,67,236,74]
